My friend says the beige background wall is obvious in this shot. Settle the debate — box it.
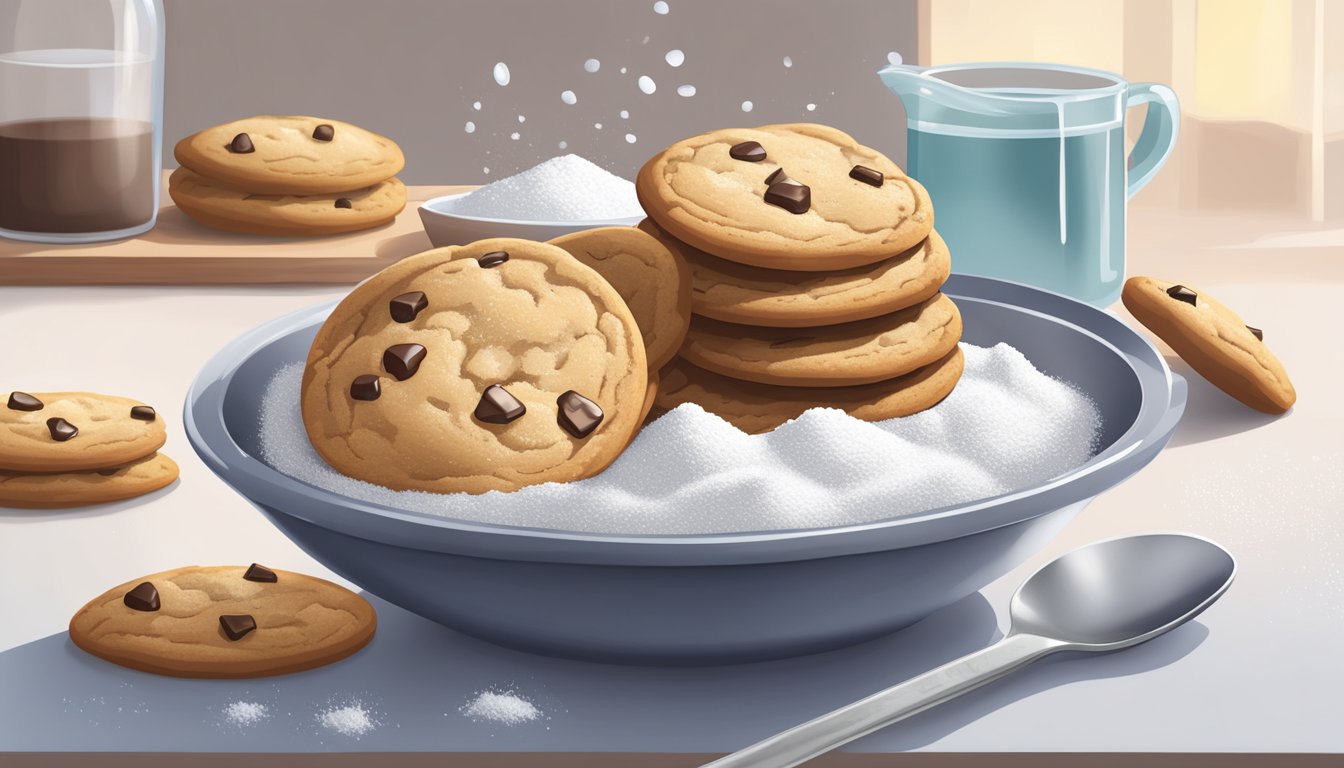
[161,0,919,184]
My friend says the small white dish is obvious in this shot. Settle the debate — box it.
[418,191,644,247]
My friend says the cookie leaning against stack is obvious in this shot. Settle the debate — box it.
[638,123,963,433]
[171,116,406,236]
[0,391,178,508]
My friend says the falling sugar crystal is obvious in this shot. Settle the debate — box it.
[677,84,696,97]
[625,133,637,143]
[464,121,475,134]
[783,55,793,68]
[318,702,378,738]
[741,100,754,112]
[584,58,600,73]
[461,691,541,726]
[620,67,628,74]
[561,90,577,105]
[259,343,1102,536]
[594,122,603,129]
[806,103,817,111]
[517,115,526,123]
[620,109,630,119]
[510,132,520,140]
[558,140,568,149]
[222,701,268,728]
[437,154,643,221]
[653,0,669,14]
[638,75,657,94]
[472,101,482,110]
[665,49,685,67]
[887,51,903,66]
[492,62,510,86]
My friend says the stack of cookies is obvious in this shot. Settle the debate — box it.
[637,123,965,433]
[170,116,407,237]
[1,391,177,508]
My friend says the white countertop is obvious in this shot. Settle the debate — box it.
[1,207,1341,761]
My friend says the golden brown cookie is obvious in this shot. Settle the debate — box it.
[174,116,404,195]
[549,225,692,370]
[637,123,933,271]
[639,370,660,426]
[302,238,648,494]
[1122,276,1295,414]
[658,220,951,327]
[679,293,962,387]
[169,167,405,237]
[658,347,964,434]
[0,452,178,509]
[0,392,167,473]
[69,565,376,679]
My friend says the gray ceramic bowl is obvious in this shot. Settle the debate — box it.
[185,274,1185,665]
[418,191,644,247]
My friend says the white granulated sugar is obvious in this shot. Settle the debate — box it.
[443,154,642,221]
[620,109,630,119]
[653,0,669,14]
[463,121,475,134]
[222,701,268,727]
[584,58,600,73]
[665,49,685,67]
[888,51,903,66]
[517,114,526,123]
[461,690,541,726]
[561,90,577,105]
[677,84,696,97]
[783,55,793,68]
[558,140,568,149]
[472,101,482,110]
[806,103,817,111]
[638,75,657,94]
[318,702,378,738]
[741,100,754,112]
[619,66,628,74]
[509,132,520,141]
[258,344,1102,535]
[492,62,510,86]
[625,133,637,143]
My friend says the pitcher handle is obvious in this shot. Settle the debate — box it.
[1125,82,1180,199]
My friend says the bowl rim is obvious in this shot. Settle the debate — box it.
[419,191,646,229]
[184,273,1186,567]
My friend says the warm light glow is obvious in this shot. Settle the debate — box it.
[1191,0,1298,127]
[928,0,1124,73]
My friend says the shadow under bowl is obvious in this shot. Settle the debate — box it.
[184,274,1186,665]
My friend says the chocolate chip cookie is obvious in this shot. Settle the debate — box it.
[174,116,404,195]
[657,219,951,327]
[302,238,648,494]
[550,225,692,370]
[0,452,178,509]
[1122,276,1296,414]
[637,123,933,271]
[169,167,406,237]
[679,293,962,387]
[657,347,964,434]
[0,392,166,473]
[69,565,376,678]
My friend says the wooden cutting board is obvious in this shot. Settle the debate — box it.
[0,174,470,285]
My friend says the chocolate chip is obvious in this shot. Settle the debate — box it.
[97,467,120,476]
[123,582,160,612]
[382,343,427,381]
[313,124,335,142]
[1246,325,1263,341]
[478,251,510,268]
[765,181,811,214]
[765,167,794,186]
[243,563,278,583]
[474,385,526,424]
[556,391,603,438]
[6,392,42,412]
[729,141,767,162]
[349,375,381,401]
[769,336,816,348]
[389,291,428,323]
[334,198,353,209]
[849,165,884,187]
[130,405,156,422]
[219,614,257,641]
[228,133,255,154]
[46,417,77,442]
[1166,284,1197,306]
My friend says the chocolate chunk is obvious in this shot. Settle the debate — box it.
[97,467,120,476]
[6,392,42,412]
[556,390,603,438]
[382,343,427,381]
[243,563,278,583]
[350,375,381,401]
[123,582,160,612]
[729,141,767,162]
[1246,325,1263,341]
[389,291,428,323]
[312,124,335,142]
[46,417,78,441]
[219,614,257,641]
[130,405,156,422]
[849,165,884,187]
[765,167,795,186]
[474,385,526,424]
[478,251,510,268]
[228,133,255,154]
[765,181,811,214]
[1166,284,1197,306]
[334,198,353,209]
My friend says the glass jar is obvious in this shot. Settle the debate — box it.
[0,0,165,243]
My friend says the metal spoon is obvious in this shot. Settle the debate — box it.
[703,533,1236,768]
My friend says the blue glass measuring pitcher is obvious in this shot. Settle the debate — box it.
[879,62,1179,307]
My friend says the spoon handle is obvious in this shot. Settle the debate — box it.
[701,633,1059,768]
